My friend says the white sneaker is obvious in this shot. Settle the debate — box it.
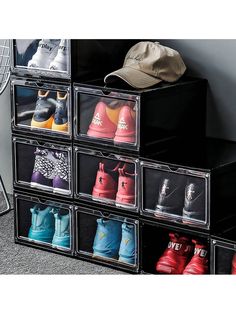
[49,39,68,72]
[28,39,60,69]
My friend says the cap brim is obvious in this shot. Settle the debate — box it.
[104,66,162,89]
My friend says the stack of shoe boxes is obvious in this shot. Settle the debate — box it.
[73,77,207,273]
[11,39,75,257]
[10,39,236,274]
[140,138,236,274]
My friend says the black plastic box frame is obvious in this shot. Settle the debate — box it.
[74,77,207,156]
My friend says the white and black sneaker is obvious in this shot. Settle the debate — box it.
[154,177,185,216]
[28,39,60,69]
[183,180,205,222]
[49,39,68,72]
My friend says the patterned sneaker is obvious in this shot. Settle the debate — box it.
[51,209,71,248]
[31,148,57,190]
[52,151,70,194]
[51,92,68,132]
[183,240,208,274]
[49,39,68,72]
[31,90,56,129]
[93,218,122,259]
[28,39,60,69]
[28,205,55,243]
[118,223,136,264]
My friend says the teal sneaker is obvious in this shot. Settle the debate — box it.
[118,223,136,265]
[52,211,71,248]
[93,218,122,259]
[28,205,55,243]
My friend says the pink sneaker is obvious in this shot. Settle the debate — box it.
[114,105,136,144]
[87,101,121,139]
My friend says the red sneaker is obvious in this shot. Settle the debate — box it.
[156,233,193,274]
[87,101,121,139]
[232,254,236,274]
[116,164,135,205]
[92,162,121,200]
[183,240,208,275]
[114,105,136,144]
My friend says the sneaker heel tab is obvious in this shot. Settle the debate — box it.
[99,162,105,172]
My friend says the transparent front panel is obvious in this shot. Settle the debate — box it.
[13,138,72,196]
[12,79,71,138]
[75,147,139,212]
[212,240,236,274]
[15,194,73,252]
[75,87,140,150]
[141,223,209,275]
[12,39,70,78]
[141,162,209,227]
[76,207,139,270]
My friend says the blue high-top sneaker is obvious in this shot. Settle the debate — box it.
[118,223,136,264]
[28,205,55,243]
[52,210,71,248]
[93,219,122,259]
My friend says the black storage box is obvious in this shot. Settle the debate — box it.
[74,77,207,156]
[74,145,139,213]
[140,138,236,230]
[12,136,73,198]
[11,76,72,141]
[74,203,139,273]
[140,218,210,275]
[211,226,236,274]
[14,192,74,256]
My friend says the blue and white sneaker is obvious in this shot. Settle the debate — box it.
[52,210,71,248]
[93,219,122,259]
[28,205,55,243]
[118,223,136,265]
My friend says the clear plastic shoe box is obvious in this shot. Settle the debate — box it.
[74,77,207,155]
[75,204,139,272]
[74,146,139,213]
[11,39,71,80]
[141,219,210,275]
[14,192,74,254]
[12,136,73,197]
[211,226,236,274]
[11,77,72,140]
[140,138,236,230]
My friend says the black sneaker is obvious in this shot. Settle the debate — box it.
[154,176,185,216]
[183,179,205,222]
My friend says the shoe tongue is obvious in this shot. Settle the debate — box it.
[168,233,192,254]
[193,242,208,257]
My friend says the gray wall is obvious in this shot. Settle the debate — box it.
[1,40,236,192]
[160,40,236,140]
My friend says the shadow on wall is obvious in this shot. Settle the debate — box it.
[160,39,236,141]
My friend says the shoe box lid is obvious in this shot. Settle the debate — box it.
[212,224,236,245]
[141,137,236,174]
[74,76,207,97]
